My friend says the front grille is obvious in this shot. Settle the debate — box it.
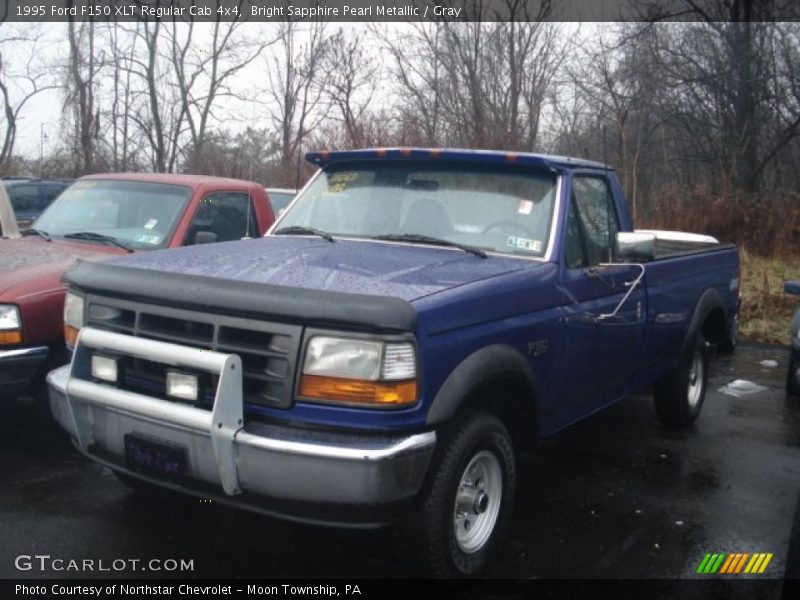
[85,295,302,409]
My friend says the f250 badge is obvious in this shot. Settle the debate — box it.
[528,339,548,357]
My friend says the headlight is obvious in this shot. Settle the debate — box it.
[63,291,84,348]
[0,304,22,345]
[299,336,417,407]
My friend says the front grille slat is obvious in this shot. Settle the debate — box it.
[216,344,290,359]
[86,295,302,411]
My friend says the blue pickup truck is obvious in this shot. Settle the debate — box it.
[48,149,739,576]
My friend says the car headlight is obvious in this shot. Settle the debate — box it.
[63,291,84,348]
[298,336,417,407]
[0,304,22,345]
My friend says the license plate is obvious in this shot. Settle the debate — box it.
[124,434,186,478]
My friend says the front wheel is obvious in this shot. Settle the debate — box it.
[654,333,708,427]
[396,410,516,577]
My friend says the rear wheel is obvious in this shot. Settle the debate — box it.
[396,410,515,577]
[654,333,708,427]
[719,314,739,354]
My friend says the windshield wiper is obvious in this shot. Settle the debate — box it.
[273,226,335,243]
[64,231,133,253]
[371,234,488,258]
[21,228,51,242]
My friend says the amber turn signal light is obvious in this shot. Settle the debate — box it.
[0,330,21,345]
[298,375,417,406]
[64,324,79,347]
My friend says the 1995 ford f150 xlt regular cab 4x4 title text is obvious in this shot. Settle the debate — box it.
[48,148,740,577]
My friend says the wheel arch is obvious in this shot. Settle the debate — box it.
[680,288,726,361]
[425,344,540,450]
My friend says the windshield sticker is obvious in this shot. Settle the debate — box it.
[134,233,162,245]
[144,218,158,229]
[517,199,534,215]
[507,236,541,252]
[328,171,359,193]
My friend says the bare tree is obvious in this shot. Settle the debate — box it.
[105,22,143,171]
[262,20,330,185]
[639,1,800,196]
[171,5,273,170]
[66,15,104,174]
[381,2,562,150]
[0,25,59,168]
[374,22,444,145]
[320,28,379,148]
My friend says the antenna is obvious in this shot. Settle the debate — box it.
[295,144,302,191]
[243,187,252,239]
[602,124,609,171]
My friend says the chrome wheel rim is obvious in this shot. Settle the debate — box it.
[453,450,502,554]
[687,349,704,408]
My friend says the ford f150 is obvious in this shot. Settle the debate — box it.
[48,149,739,576]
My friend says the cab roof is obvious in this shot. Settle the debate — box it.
[305,147,611,171]
[79,172,261,188]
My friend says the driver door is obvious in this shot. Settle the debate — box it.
[559,176,645,420]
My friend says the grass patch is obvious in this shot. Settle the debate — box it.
[739,248,800,345]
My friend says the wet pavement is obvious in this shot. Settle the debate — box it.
[2,342,799,583]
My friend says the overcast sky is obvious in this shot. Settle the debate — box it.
[4,20,594,161]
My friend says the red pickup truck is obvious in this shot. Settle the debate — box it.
[0,173,275,403]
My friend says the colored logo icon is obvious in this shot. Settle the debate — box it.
[697,552,773,574]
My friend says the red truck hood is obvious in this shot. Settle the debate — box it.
[0,237,126,299]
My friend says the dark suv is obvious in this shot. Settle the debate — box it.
[2,177,73,228]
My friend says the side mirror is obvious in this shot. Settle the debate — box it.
[194,231,218,245]
[785,281,800,296]
[616,232,655,262]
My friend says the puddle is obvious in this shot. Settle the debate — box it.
[718,379,769,397]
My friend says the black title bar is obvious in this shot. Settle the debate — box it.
[3,0,800,23]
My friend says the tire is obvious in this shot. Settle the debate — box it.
[654,333,708,427]
[718,314,738,354]
[396,409,516,578]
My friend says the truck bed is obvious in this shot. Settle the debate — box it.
[654,239,733,259]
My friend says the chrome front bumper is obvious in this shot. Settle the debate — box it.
[48,327,436,525]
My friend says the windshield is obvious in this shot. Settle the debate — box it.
[275,161,558,258]
[34,180,191,249]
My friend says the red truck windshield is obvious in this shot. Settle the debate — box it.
[276,162,558,258]
[34,179,191,250]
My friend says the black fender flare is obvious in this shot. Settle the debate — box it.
[425,344,538,426]
[679,288,725,363]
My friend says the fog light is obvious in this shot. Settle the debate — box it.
[91,354,119,383]
[166,370,198,402]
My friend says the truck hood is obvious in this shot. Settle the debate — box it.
[99,236,534,302]
[0,237,125,299]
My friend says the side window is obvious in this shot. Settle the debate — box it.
[44,185,67,204]
[8,185,40,214]
[569,177,619,267]
[565,199,587,269]
[185,192,255,245]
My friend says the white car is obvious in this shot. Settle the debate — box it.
[0,184,20,238]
